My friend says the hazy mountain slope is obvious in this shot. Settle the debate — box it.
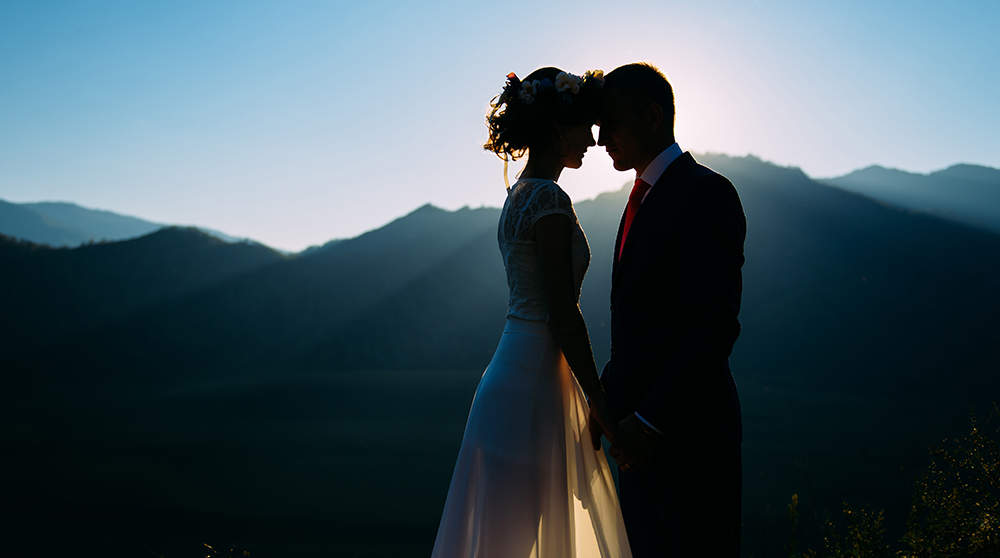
[306,227,508,371]
[699,152,999,398]
[1,198,250,246]
[823,163,1000,233]
[23,201,164,243]
[0,199,86,246]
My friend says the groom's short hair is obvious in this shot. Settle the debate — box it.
[604,63,675,131]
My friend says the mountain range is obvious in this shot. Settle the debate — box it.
[6,159,998,251]
[823,162,1000,233]
[3,154,1000,557]
[0,198,244,247]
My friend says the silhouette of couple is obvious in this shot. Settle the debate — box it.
[431,63,746,557]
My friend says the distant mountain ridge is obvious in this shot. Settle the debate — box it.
[6,157,996,251]
[0,198,250,247]
[823,162,1000,233]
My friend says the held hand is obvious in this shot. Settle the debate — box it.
[609,444,634,468]
[587,393,620,451]
[612,414,658,471]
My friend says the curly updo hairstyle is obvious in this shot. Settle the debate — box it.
[484,67,603,166]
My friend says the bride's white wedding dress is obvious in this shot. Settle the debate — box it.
[431,178,632,558]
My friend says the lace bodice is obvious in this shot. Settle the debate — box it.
[498,178,591,322]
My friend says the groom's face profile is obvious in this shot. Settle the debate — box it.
[597,89,649,173]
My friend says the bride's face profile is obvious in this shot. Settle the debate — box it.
[557,123,597,169]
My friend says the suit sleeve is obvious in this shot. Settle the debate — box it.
[633,175,746,429]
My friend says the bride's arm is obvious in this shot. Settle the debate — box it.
[534,214,616,435]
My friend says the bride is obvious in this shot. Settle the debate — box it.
[431,68,632,558]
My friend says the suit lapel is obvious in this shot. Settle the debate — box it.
[611,152,695,297]
[611,204,627,286]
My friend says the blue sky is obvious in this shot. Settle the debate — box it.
[2,1,997,251]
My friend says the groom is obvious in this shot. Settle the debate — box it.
[590,63,746,556]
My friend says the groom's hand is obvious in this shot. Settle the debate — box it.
[612,414,657,471]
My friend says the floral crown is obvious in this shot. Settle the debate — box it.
[502,69,604,105]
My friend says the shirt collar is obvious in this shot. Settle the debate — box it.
[638,142,682,186]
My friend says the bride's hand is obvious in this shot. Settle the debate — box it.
[587,394,620,449]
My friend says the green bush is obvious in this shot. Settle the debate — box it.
[899,403,1000,557]
[790,403,1000,558]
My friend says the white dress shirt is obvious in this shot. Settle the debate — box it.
[637,142,683,204]
[630,142,682,436]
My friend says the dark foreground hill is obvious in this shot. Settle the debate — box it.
[0,227,284,354]
[5,155,1000,557]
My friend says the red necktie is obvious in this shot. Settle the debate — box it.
[618,178,652,261]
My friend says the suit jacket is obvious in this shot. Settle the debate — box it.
[601,152,747,433]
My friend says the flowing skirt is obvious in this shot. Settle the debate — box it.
[431,318,632,558]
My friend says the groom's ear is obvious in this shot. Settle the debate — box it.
[644,101,665,134]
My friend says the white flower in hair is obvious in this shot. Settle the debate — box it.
[518,79,538,103]
[555,71,582,94]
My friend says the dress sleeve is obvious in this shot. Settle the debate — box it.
[526,182,576,229]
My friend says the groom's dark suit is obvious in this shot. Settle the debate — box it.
[602,151,746,556]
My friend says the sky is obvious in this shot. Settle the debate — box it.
[2,1,998,251]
